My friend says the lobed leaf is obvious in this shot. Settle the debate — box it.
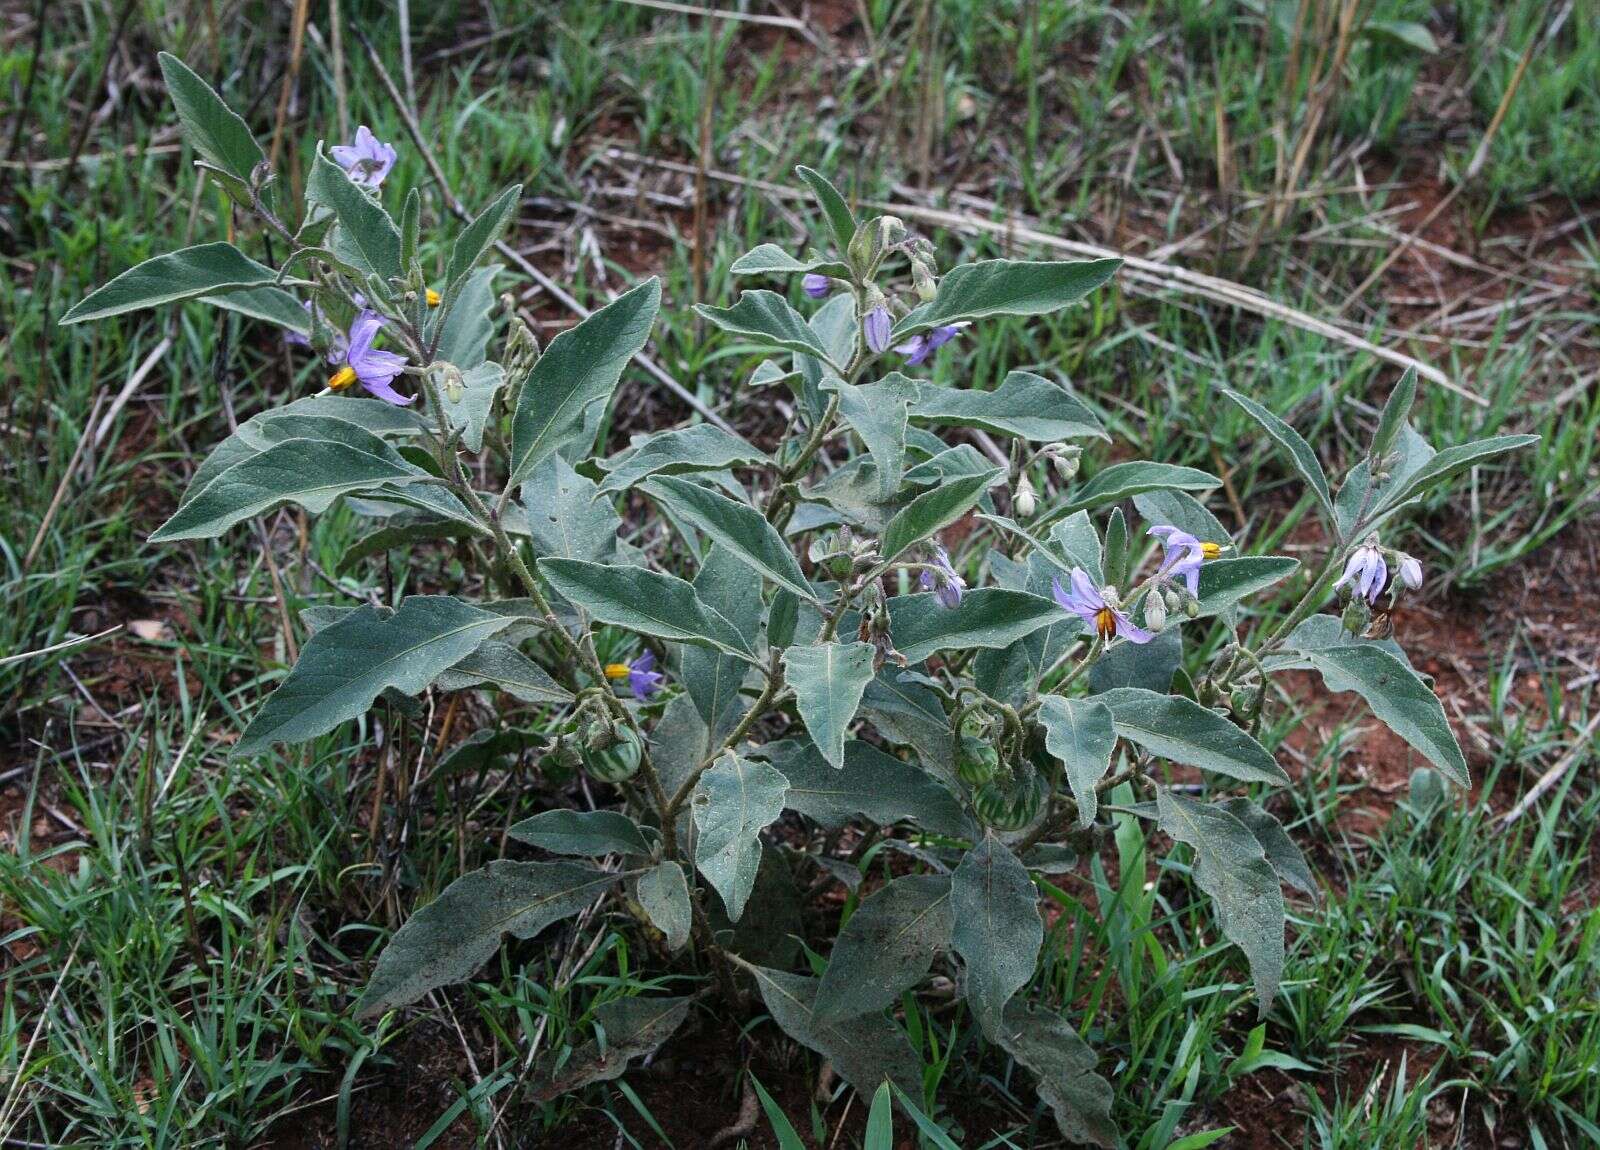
[951,835,1042,1038]
[645,476,816,602]
[636,861,692,951]
[1036,697,1117,827]
[691,751,789,922]
[1221,388,1335,522]
[782,641,878,769]
[695,290,841,367]
[814,874,953,1023]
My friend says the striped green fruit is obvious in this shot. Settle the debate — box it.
[972,771,1046,832]
[955,735,1001,786]
[583,729,641,783]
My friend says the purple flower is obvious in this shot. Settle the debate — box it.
[328,311,412,405]
[1334,543,1387,604]
[1052,568,1153,645]
[802,273,831,299]
[1397,554,1423,590]
[1148,524,1224,596]
[605,650,663,700]
[894,323,965,366]
[329,126,397,189]
[918,543,966,609]
[864,305,893,354]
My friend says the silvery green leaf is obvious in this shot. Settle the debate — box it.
[434,640,572,704]
[509,810,651,857]
[432,264,500,370]
[182,405,425,507]
[887,588,1067,665]
[782,641,877,769]
[1369,366,1416,466]
[1217,798,1318,900]
[1301,643,1469,788]
[63,242,286,325]
[531,995,691,1102]
[795,166,858,254]
[1051,510,1105,577]
[695,290,841,368]
[1335,423,1434,536]
[859,673,957,783]
[637,861,692,951]
[891,258,1121,339]
[776,738,971,837]
[306,148,402,285]
[1265,614,1413,672]
[1221,388,1335,522]
[355,859,627,1017]
[766,738,973,837]
[645,476,816,602]
[650,693,711,804]
[813,875,953,1023]
[1096,687,1289,785]
[691,751,788,922]
[201,284,314,333]
[739,962,922,1103]
[682,546,760,741]
[445,184,521,297]
[237,596,515,754]
[951,835,1041,1038]
[1088,625,1181,695]
[1064,462,1220,514]
[153,437,429,542]
[901,443,1001,486]
[538,559,757,662]
[707,844,803,967]
[508,278,661,489]
[828,374,917,498]
[1193,556,1298,617]
[157,52,267,206]
[597,425,769,494]
[1371,434,1539,519]
[800,455,902,534]
[1133,489,1230,546]
[433,727,542,778]
[995,1001,1117,1148]
[521,456,620,565]
[729,243,851,280]
[1036,697,1116,827]
[910,371,1107,442]
[881,469,1005,562]
[1156,788,1285,1013]
[441,362,505,454]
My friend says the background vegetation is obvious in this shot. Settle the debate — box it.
[2,0,1596,1145]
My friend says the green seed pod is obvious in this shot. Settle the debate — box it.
[1341,599,1367,635]
[972,770,1046,832]
[583,727,641,784]
[955,735,1001,786]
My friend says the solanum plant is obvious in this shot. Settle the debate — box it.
[68,54,1535,1140]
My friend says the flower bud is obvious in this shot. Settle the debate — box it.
[1184,598,1199,619]
[1164,587,1182,611]
[1144,594,1167,632]
[1341,599,1367,634]
[1052,446,1082,482]
[911,257,938,302]
[1014,475,1037,519]
[1397,553,1423,590]
[1229,687,1254,715]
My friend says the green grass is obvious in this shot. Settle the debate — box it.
[3,0,1597,1145]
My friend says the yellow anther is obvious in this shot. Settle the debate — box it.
[603,663,631,680]
[328,365,358,391]
[425,288,441,306]
[1094,607,1119,641]
[1201,541,1224,559]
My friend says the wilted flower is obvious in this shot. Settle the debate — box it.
[1148,524,1226,596]
[1334,541,1387,604]
[328,311,412,406]
[801,273,831,299]
[604,649,663,700]
[1052,569,1153,644]
[919,542,966,609]
[330,125,397,188]
[1396,553,1423,590]
[895,323,965,366]
[863,304,893,354]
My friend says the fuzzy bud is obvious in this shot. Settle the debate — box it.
[1013,475,1037,519]
[1184,598,1200,619]
[1144,594,1167,632]
[911,256,938,302]
[1164,587,1183,611]
[1341,599,1367,634]
[1052,445,1082,482]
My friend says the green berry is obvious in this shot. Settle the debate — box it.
[955,735,1001,786]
